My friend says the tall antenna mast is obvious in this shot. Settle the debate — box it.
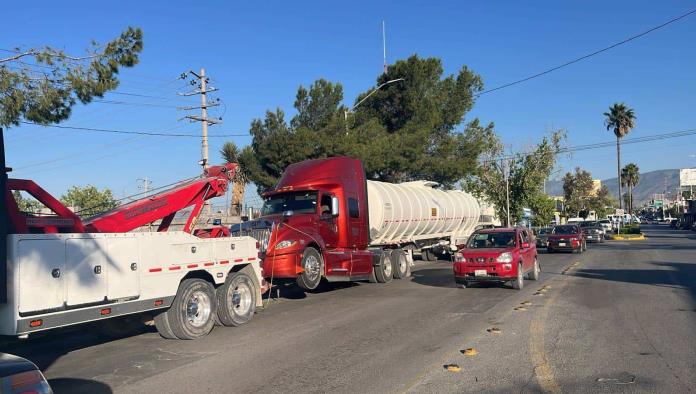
[382,20,387,74]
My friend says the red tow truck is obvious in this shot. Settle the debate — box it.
[0,129,264,340]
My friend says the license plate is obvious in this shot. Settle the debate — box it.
[559,242,566,246]
[475,269,487,276]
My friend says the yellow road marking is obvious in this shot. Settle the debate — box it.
[529,276,566,393]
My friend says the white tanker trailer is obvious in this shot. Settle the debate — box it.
[367,180,481,260]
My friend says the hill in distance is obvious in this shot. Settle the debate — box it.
[545,169,680,204]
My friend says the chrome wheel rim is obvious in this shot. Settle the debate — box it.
[186,290,211,328]
[231,280,253,316]
[399,256,407,274]
[304,255,321,282]
[384,258,393,277]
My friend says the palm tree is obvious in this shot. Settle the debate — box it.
[604,103,636,210]
[220,142,246,216]
[621,163,640,214]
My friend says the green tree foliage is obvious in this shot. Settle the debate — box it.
[12,190,43,213]
[563,168,615,218]
[466,130,564,225]
[527,193,557,227]
[621,163,640,214]
[0,27,143,127]
[60,185,118,217]
[235,55,491,193]
[603,103,636,208]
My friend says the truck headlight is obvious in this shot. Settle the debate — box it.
[274,240,297,250]
[496,252,513,263]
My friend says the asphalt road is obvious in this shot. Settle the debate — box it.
[2,224,695,393]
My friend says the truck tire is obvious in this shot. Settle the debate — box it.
[154,309,179,339]
[422,248,438,262]
[374,252,393,283]
[165,278,217,340]
[391,249,409,279]
[216,272,257,327]
[297,247,323,291]
[512,262,524,290]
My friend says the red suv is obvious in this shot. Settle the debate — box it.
[453,227,539,290]
[546,224,586,253]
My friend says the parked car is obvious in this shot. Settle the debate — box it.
[598,219,613,232]
[535,227,552,247]
[582,224,605,243]
[453,227,539,290]
[547,224,586,253]
[0,353,52,393]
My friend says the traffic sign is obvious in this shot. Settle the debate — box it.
[615,209,625,215]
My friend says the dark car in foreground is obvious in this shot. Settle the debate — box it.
[453,227,539,290]
[0,353,52,393]
[547,224,586,253]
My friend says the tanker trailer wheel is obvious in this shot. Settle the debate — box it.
[163,278,217,340]
[216,272,257,327]
[375,252,394,283]
[422,248,438,262]
[391,249,410,279]
[297,247,323,291]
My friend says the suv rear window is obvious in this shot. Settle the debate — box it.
[553,225,578,234]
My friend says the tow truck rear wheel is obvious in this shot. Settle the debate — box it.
[375,252,393,283]
[391,249,409,279]
[216,272,257,327]
[163,278,217,340]
[297,247,323,291]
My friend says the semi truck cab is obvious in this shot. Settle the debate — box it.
[257,157,376,290]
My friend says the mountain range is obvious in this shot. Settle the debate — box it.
[545,169,681,205]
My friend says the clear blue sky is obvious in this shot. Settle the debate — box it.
[3,0,695,206]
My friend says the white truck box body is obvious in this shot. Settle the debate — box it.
[1,231,261,335]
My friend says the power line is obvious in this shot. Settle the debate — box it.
[476,8,696,96]
[489,127,696,162]
[17,121,248,138]
[92,99,181,109]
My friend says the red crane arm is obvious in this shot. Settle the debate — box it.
[84,163,238,233]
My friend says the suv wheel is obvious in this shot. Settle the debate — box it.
[512,262,524,290]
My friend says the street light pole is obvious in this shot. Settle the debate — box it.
[504,159,511,227]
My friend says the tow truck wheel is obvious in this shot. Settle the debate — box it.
[375,252,393,283]
[391,249,409,279]
[216,272,257,327]
[297,247,323,291]
[165,278,217,340]
[512,262,524,290]
[154,308,179,339]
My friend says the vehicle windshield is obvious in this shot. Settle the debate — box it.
[579,221,597,227]
[261,191,318,216]
[467,232,516,248]
[553,225,577,234]
[538,228,550,235]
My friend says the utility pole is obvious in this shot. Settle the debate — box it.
[503,158,511,227]
[180,68,221,172]
[382,20,388,74]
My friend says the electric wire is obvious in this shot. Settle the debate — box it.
[476,8,696,96]
[17,121,248,138]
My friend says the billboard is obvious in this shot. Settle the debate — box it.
[680,168,696,187]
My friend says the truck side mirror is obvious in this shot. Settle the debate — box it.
[331,196,339,217]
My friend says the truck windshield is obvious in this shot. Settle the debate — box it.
[261,191,318,216]
[467,232,516,248]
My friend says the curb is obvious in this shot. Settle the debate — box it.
[606,233,646,241]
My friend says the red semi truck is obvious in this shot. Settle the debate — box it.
[235,157,481,290]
